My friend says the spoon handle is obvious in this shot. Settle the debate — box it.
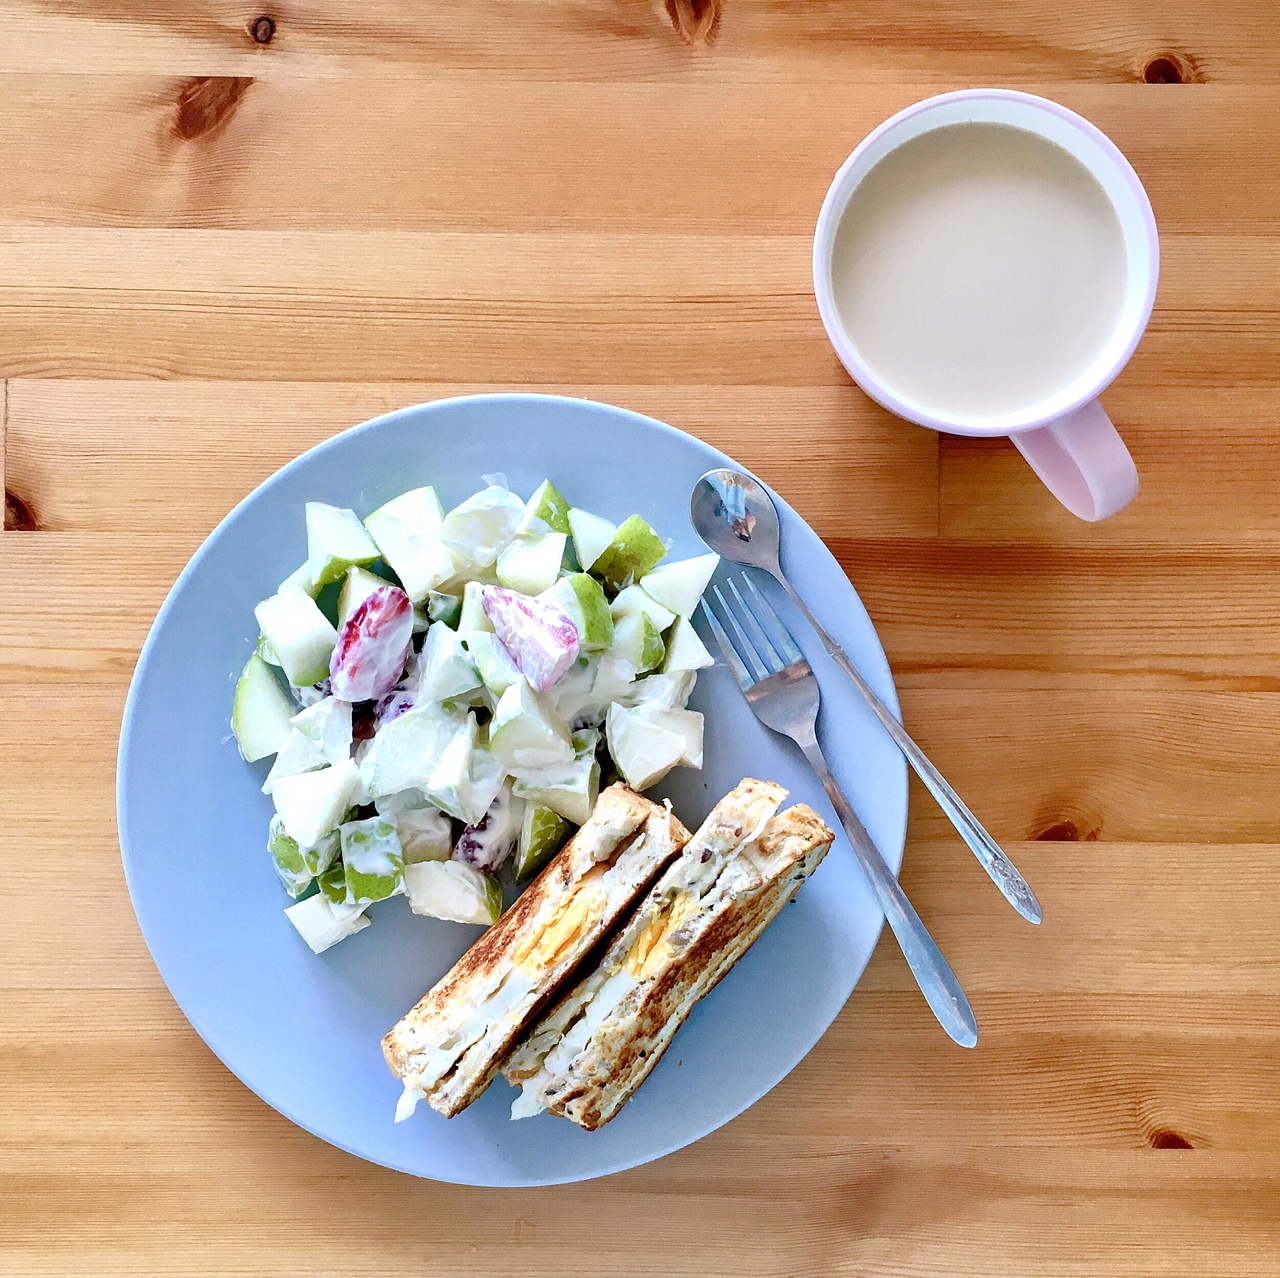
[773,573,1043,925]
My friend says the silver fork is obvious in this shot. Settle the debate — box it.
[701,575,978,1049]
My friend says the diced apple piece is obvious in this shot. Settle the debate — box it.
[496,532,568,596]
[338,565,391,628]
[254,589,338,688]
[412,623,481,703]
[489,678,574,772]
[481,586,580,692]
[306,502,380,588]
[359,704,466,798]
[567,508,616,573]
[422,713,477,820]
[605,702,686,790]
[261,728,326,796]
[662,615,715,673]
[364,487,456,602]
[591,514,666,588]
[634,704,704,769]
[540,573,614,650]
[457,580,495,636]
[290,695,353,765]
[511,728,600,824]
[427,591,463,628]
[279,561,320,598]
[338,815,405,904]
[440,485,525,573]
[267,815,315,898]
[271,758,359,848]
[453,782,524,873]
[611,610,665,675]
[405,860,502,926]
[284,893,370,954]
[518,479,572,536]
[609,583,677,632]
[638,553,720,618]
[513,804,572,882]
[465,632,522,698]
[329,584,413,702]
[232,653,296,762]
[623,670,697,712]
[386,804,452,864]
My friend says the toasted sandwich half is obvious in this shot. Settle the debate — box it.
[502,777,833,1130]
[383,783,691,1120]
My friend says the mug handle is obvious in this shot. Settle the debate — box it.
[1009,399,1138,522]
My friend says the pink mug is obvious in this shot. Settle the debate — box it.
[813,89,1159,522]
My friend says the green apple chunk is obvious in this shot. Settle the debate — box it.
[413,622,481,703]
[465,631,522,698]
[261,728,326,796]
[511,728,600,825]
[255,633,281,666]
[591,514,667,588]
[496,532,568,596]
[338,565,391,628]
[611,610,665,675]
[489,678,574,772]
[279,560,320,598]
[540,573,614,650]
[232,653,296,762]
[634,704,704,768]
[608,583,676,632]
[358,703,466,798]
[290,695,353,765]
[284,893,370,954]
[513,804,572,881]
[267,815,313,898]
[254,589,338,688]
[427,591,463,628]
[339,815,405,905]
[306,502,380,588]
[638,553,719,618]
[623,669,697,712]
[404,860,502,926]
[567,508,616,573]
[662,614,714,673]
[364,487,457,602]
[605,702,686,790]
[457,580,495,636]
[518,479,572,536]
[384,804,452,864]
[440,485,526,573]
[271,758,359,847]
[317,862,349,905]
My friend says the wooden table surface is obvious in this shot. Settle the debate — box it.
[4,2,1280,1275]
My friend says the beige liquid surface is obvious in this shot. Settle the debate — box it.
[830,122,1128,420]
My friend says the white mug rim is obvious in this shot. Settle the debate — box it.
[812,89,1160,439]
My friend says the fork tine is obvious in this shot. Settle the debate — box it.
[726,578,785,674]
[711,585,770,683]
[742,574,804,664]
[699,598,755,690]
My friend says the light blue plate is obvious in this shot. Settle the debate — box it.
[117,394,906,1186]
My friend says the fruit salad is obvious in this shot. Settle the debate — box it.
[231,479,719,955]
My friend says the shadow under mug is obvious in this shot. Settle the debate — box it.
[813,89,1159,523]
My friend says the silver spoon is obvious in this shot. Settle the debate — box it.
[690,467,1042,925]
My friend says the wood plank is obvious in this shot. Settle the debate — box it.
[0,229,1271,384]
[1,1,1277,84]
[0,79,1277,235]
[2,380,939,540]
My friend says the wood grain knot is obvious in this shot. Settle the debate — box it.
[1033,817,1100,842]
[250,15,275,44]
[1148,1129,1194,1149]
[172,76,253,142]
[1141,52,1202,83]
[4,489,40,531]
[664,0,721,47]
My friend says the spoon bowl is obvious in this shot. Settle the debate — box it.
[689,469,785,575]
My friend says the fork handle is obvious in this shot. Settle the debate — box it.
[775,575,1042,925]
[799,740,978,1049]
